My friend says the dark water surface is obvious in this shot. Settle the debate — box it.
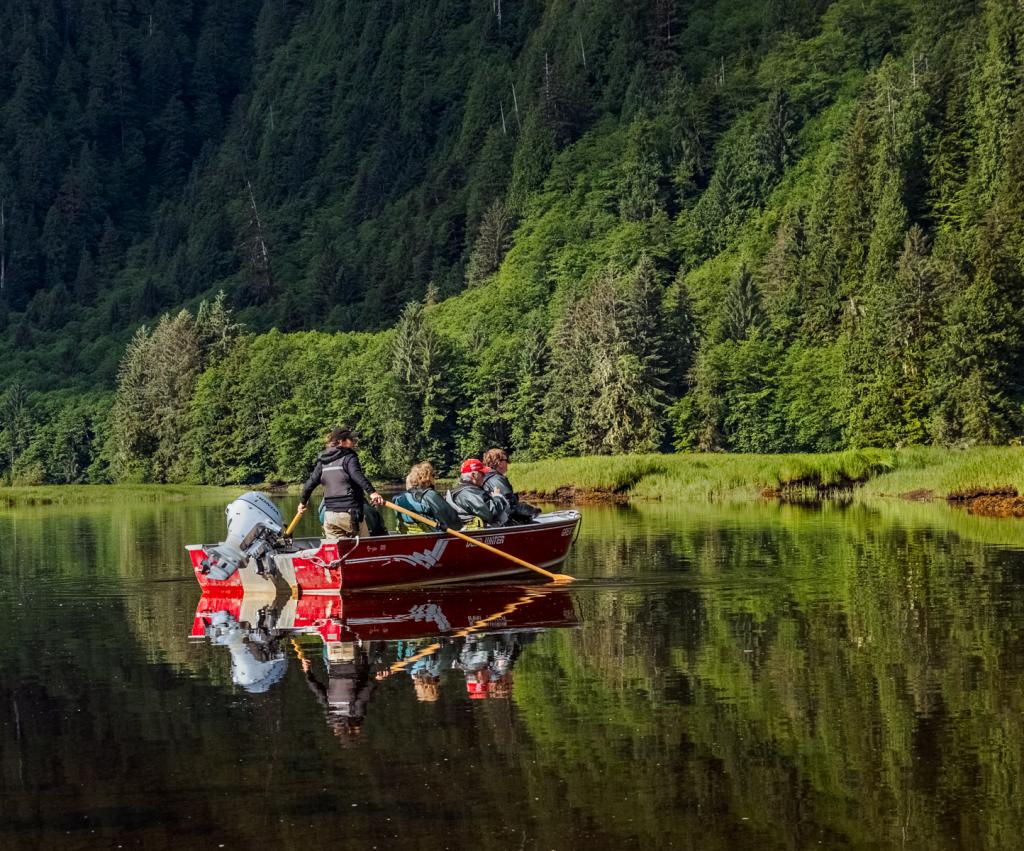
[3,497,1024,850]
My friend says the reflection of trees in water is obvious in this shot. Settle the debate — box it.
[518,501,1024,849]
[6,499,1024,847]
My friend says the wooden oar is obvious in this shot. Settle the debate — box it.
[283,509,302,537]
[389,588,550,674]
[382,499,573,583]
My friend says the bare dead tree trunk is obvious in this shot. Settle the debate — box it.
[578,30,587,69]
[500,100,507,135]
[511,82,521,130]
[244,180,274,304]
[1,199,6,293]
[247,181,270,269]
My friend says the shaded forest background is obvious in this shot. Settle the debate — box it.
[1,0,1023,483]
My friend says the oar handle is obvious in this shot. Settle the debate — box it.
[383,499,572,583]
[284,510,302,537]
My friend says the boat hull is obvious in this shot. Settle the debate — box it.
[187,510,580,593]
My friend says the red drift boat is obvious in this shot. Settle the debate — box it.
[186,492,581,594]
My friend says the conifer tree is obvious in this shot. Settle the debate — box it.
[543,257,668,454]
[0,381,31,475]
[466,198,514,285]
[371,300,459,475]
[723,266,767,342]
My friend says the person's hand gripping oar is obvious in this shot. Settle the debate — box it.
[382,500,573,584]
[283,503,305,537]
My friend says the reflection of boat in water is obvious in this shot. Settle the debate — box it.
[186,492,581,594]
[191,586,577,736]
[192,586,576,644]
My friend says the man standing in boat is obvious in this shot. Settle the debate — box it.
[297,428,384,539]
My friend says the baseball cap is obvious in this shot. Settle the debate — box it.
[460,459,486,475]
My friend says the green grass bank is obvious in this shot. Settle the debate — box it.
[0,484,239,509]
[511,447,1024,503]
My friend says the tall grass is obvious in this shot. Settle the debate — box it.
[4,448,1021,508]
[512,447,1024,502]
[512,456,669,494]
[861,446,1024,498]
[513,449,898,501]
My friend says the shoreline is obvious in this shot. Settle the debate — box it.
[4,447,1023,517]
[519,483,1024,518]
[511,446,1024,516]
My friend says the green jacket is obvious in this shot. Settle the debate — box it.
[446,480,510,528]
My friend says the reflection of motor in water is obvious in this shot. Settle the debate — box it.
[199,605,287,694]
[190,586,576,736]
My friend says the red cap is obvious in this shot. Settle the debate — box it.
[460,459,485,475]
[466,680,488,699]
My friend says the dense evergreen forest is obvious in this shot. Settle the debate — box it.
[1,0,1023,484]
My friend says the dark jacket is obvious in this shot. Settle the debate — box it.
[305,654,375,721]
[299,446,376,512]
[394,487,462,532]
[482,470,517,505]
[446,479,510,527]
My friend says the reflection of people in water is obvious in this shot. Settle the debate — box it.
[456,633,523,700]
[199,596,548,729]
[406,640,458,703]
[297,640,387,740]
[412,674,441,702]
[391,632,531,701]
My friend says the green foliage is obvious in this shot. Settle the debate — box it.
[108,294,241,482]
[370,301,462,475]
[4,0,1024,481]
[540,257,671,455]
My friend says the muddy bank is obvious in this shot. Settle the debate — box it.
[519,487,629,505]
[949,490,1024,518]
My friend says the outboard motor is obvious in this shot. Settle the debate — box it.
[201,492,285,581]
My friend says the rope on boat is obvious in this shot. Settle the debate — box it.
[298,537,362,572]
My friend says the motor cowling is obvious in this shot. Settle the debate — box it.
[201,492,285,581]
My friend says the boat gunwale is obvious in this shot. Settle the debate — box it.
[197,509,582,552]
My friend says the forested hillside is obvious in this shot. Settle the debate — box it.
[1,0,1023,484]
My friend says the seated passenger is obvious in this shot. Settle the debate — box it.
[482,447,541,523]
[481,448,515,501]
[393,462,462,534]
[445,458,510,529]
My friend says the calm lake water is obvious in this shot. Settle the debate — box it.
[3,496,1024,850]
